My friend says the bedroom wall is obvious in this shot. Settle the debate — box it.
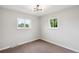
[41,6,79,52]
[0,8,4,49]
[0,7,40,49]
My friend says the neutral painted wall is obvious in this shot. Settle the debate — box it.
[41,6,79,52]
[0,8,40,49]
[0,8,3,48]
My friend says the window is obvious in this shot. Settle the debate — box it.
[50,18,58,29]
[17,18,31,29]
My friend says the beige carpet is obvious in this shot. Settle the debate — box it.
[0,39,76,53]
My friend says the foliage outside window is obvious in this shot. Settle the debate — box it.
[50,18,58,28]
[17,18,31,29]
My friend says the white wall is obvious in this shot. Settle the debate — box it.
[0,7,40,49]
[41,6,79,52]
[0,8,3,48]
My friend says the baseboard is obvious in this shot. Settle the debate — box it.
[0,37,39,51]
[0,37,78,52]
[0,46,10,51]
[41,37,79,53]
[16,38,38,47]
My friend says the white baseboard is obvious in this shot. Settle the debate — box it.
[0,46,10,51]
[41,37,79,53]
[16,38,38,47]
[0,37,39,51]
[0,37,78,52]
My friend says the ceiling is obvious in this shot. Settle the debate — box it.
[0,5,76,16]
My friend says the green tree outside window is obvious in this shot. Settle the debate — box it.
[50,18,58,28]
[18,23,24,27]
[25,24,29,28]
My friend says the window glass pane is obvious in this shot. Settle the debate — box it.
[50,18,58,28]
[25,19,31,28]
[17,18,31,29]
